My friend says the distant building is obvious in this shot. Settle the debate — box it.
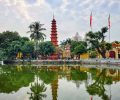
[62,43,71,59]
[109,42,120,59]
[72,32,82,41]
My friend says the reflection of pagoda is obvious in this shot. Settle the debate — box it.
[50,15,59,59]
[51,79,58,100]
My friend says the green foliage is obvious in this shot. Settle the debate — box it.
[71,41,87,53]
[29,82,47,100]
[28,22,46,42]
[28,22,46,53]
[105,43,112,50]
[60,38,72,46]
[38,70,57,84]
[71,70,87,81]
[87,69,112,100]
[0,31,20,49]
[22,41,34,54]
[38,41,55,57]
[86,27,110,58]
[112,41,120,44]
[89,51,98,58]
[0,31,35,59]
[0,49,6,60]
[0,66,34,93]
[8,41,22,58]
[73,44,87,56]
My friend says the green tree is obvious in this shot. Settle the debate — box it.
[86,27,111,58]
[7,41,22,59]
[0,31,30,59]
[60,38,72,46]
[0,31,20,49]
[22,41,34,59]
[73,44,87,59]
[89,51,98,58]
[38,41,55,58]
[0,49,6,60]
[28,22,46,51]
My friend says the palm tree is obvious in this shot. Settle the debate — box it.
[28,22,46,59]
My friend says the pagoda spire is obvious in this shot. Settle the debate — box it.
[53,13,54,19]
[50,15,58,47]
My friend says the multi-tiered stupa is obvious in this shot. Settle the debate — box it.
[50,15,59,59]
[51,15,58,47]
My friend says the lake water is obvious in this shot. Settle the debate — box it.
[0,65,120,100]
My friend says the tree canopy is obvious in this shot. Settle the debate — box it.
[38,41,55,57]
[86,27,112,58]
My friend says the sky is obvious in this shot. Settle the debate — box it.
[0,0,120,43]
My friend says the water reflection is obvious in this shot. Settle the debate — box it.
[0,65,120,100]
[87,69,112,100]
[0,65,34,93]
[28,68,47,100]
[28,81,47,100]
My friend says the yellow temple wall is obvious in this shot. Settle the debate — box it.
[80,53,89,59]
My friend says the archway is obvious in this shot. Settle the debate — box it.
[109,51,116,58]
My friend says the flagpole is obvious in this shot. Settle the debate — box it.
[91,26,92,31]
[109,28,110,43]
[108,14,111,43]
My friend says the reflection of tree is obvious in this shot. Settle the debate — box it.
[28,82,47,100]
[0,66,34,93]
[38,68,58,100]
[38,69,57,84]
[87,69,112,100]
[71,70,87,81]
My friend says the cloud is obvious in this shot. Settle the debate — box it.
[0,0,120,42]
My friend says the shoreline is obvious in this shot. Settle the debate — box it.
[1,59,120,66]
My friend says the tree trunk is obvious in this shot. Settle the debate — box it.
[97,48,106,58]
[101,52,106,58]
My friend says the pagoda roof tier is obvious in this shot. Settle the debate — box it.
[51,23,56,24]
[51,41,58,42]
[51,34,57,38]
[51,34,57,36]
[52,19,56,22]
[51,32,57,33]
[51,31,57,33]
[51,28,57,30]
[51,38,58,39]
[52,23,57,26]
[51,27,57,29]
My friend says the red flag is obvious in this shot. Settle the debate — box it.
[90,12,92,28]
[108,14,110,29]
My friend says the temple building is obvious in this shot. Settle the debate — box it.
[109,42,120,59]
[72,32,82,41]
[51,15,58,47]
[50,16,59,59]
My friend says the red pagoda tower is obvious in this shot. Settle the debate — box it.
[50,16,58,59]
[51,16,58,46]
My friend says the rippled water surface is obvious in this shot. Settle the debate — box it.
[0,65,120,100]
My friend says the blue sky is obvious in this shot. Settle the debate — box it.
[0,0,120,43]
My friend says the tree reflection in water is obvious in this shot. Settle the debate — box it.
[28,82,47,100]
[28,68,47,100]
[87,69,112,100]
